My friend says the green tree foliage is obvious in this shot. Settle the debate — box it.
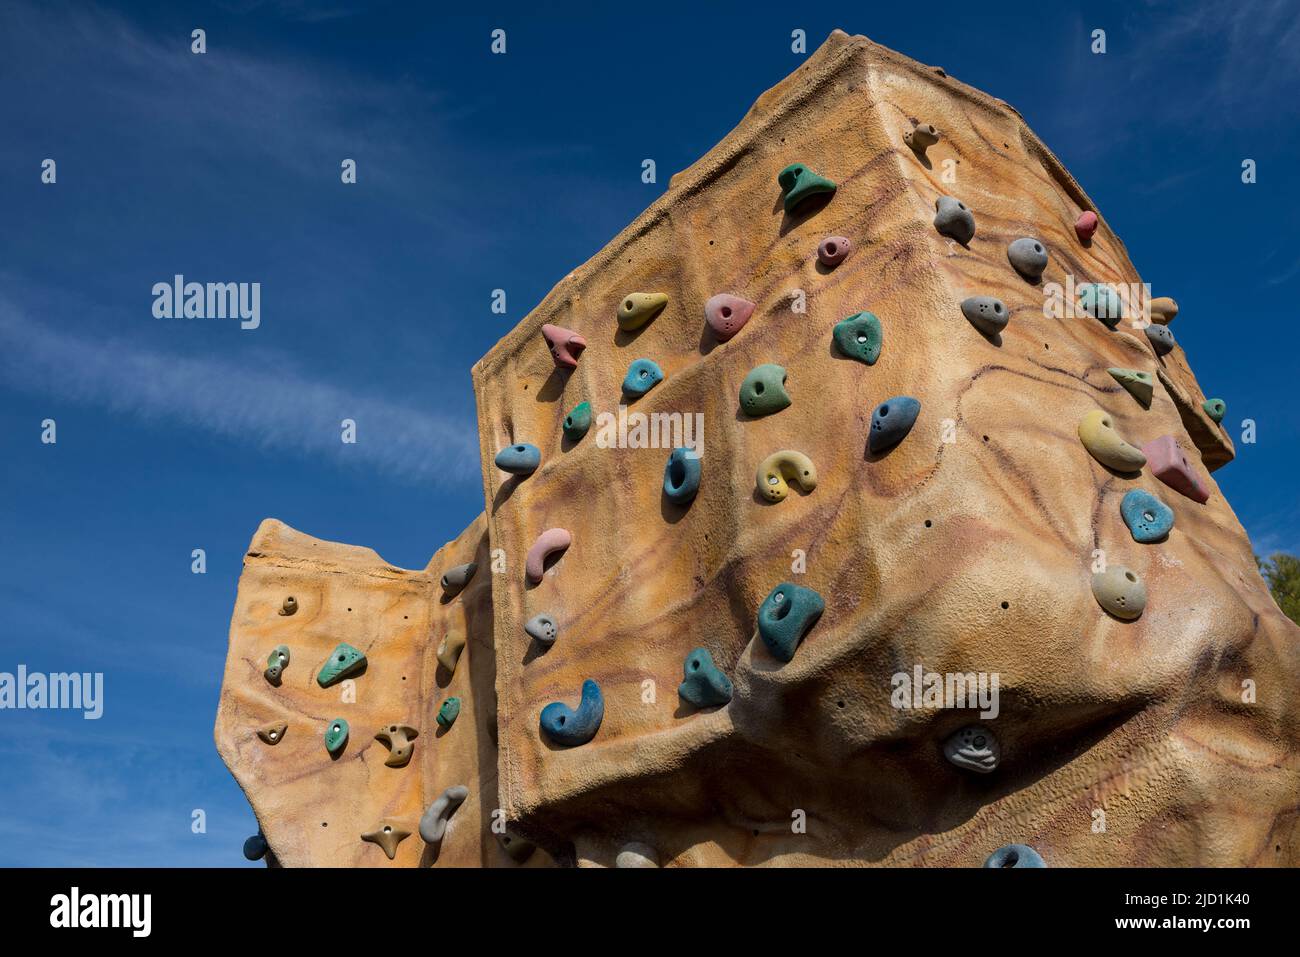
[1258,553,1300,625]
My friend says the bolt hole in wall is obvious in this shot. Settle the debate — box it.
[924,519,933,527]
[1001,601,1010,609]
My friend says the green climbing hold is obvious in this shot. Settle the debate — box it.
[324,718,349,755]
[739,364,791,417]
[777,162,836,214]
[316,642,366,687]
[832,312,883,365]
[264,644,290,686]
[437,696,461,730]
[563,401,592,441]
[1203,398,1226,424]
[1107,368,1153,409]
[617,292,668,331]
[678,647,733,708]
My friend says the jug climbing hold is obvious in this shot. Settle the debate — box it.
[755,450,817,503]
[1141,435,1209,503]
[374,724,419,768]
[933,195,975,244]
[617,292,668,331]
[495,828,536,864]
[495,442,540,475]
[1203,398,1226,424]
[540,679,604,746]
[960,296,1008,336]
[436,697,461,730]
[1007,237,1048,281]
[419,785,469,844]
[324,718,349,755]
[316,642,366,687]
[777,162,836,214]
[1078,283,1124,327]
[868,396,922,454]
[563,401,592,441]
[279,596,297,616]
[526,527,572,583]
[257,722,287,746]
[984,844,1046,868]
[1075,210,1099,242]
[704,293,755,342]
[1092,565,1147,620]
[1145,323,1176,356]
[904,122,940,151]
[622,358,664,399]
[1078,410,1146,472]
[757,583,825,663]
[832,311,883,365]
[361,822,410,861]
[1148,297,1178,325]
[437,633,466,674]
[817,235,852,268]
[264,644,290,686]
[1107,368,1153,409]
[1121,489,1174,543]
[541,323,586,368]
[663,448,702,505]
[616,842,660,868]
[943,725,1000,774]
[243,832,268,861]
[678,647,733,708]
[440,562,477,597]
[525,613,559,646]
[739,364,791,417]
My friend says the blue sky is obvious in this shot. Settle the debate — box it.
[0,0,1296,866]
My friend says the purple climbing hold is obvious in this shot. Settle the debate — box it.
[817,236,851,268]
[705,294,755,342]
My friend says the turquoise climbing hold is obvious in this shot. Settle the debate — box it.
[777,162,836,214]
[739,364,791,417]
[984,844,1046,868]
[1078,283,1124,327]
[564,401,592,441]
[757,583,825,663]
[868,396,921,453]
[622,359,664,399]
[1203,398,1226,424]
[1121,489,1174,543]
[264,644,290,686]
[678,647,733,708]
[436,696,461,730]
[832,312,883,365]
[495,443,540,475]
[316,643,365,687]
[663,448,701,505]
[540,679,604,746]
[324,718,349,756]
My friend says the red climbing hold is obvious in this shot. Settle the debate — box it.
[817,236,852,268]
[1075,211,1098,243]
[541,323,587,368]
[1141,435,1209,504]
[704,294,756,342]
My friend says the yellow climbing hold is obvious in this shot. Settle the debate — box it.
[755,450,817,503]
[1078,410,1146,472]
[617,292,669,331]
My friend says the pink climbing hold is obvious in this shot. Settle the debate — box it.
[817,236,851,268]
[704,294,756,342]
[1140,435,1209,504]
[526,527,572,583]
[1075,211,1098,243]
[541,323,587,369]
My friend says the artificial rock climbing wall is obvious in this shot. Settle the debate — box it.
[217,30,1300,867]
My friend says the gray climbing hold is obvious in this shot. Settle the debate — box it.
[960,296,1008,336]
[243,832,268,861]
[1007,237,1048,281]
[441,562,477,597]
[1145,323,1176,356]
[984,844,1046,868]
[264,644,290,686]
[1121,489,1174,543]
[419,785,470,844]
[868,396,921,453]
[616,842,660,868]
[1092,565,1147,620]
[933,195,975,244]
[663,447,702,505]
[525,613,558,646]
[678,647,733,708]
[943,725,1000,773]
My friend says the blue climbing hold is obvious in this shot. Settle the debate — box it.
[495,443,540,475]
[663,448,701,505]
[868,396,921,453]
[678,647,733,708]
[622,359,664,399]
[1121,489,1174,543]
[540,679,604,747]
[983,844,1046,868]
[757,583,825,663]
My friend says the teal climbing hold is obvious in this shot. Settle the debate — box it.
[436,696,461,730]
[540,679,604,746]
[622,359,664,399]
[739,364,791,417]
[778,163,836,214]
[984,844,1046,868]
[324,718,349,756]
[264,644,290,686]
[316,643,365,687]
[1078,283,1124,327]
[495,443,540,475]
[832,312,883,365]
[757,583,825,663]
[564,401,593,441]
[1121,489,1174,543]
[662,448,701,505]
[678,647,733,708]
[1203,398,1226,424]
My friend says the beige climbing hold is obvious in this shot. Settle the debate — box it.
[437,633,466,674]
[1091,565,1147,620]
[904,122,940,151]
[755,450,817,503]
[361,822,411,860]
[1078,410,1146,472]
[1107,368,1153,409]
[374,724,419,768]
[617,292,669,331]
[279,596,297,616]
[257,722,287,745]
[1148,297,1178,325]
[495,827,536,864]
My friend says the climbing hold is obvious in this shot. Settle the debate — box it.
[324,718,349,756]
[678,647,733,708]
[904,122,940,151]
[616,842,660,868]
[316,642,366,687]
[419,785,470,844]
[1078,283,1124,327]
[279,596,297,616]
[621,358,664,399]
[933,195,975,244]
[1203,398,1226,424]
[868,396,922,454]
[264,644,290,686]
[1077,410,1146,472]
[1141,435,1209,503]
[1148,296,1178,325]
[374,724,419,768]
[739,364,791,417]
[777,162,836,214]
[617,292,668,331]
[943,725,1000,774]
[243,832,268,861]
[663,447,702,505]
[436,697,461,730]
[1007,237,1048,282]
[563,401,592,441]
[495,442,540,475]
[526,527,572,583]
[755,450,817,503]
[361,822,410,861]
[440,562,477,597]
[832,311,883,365]
[817,235,852,268]
[984,844,1046,868]
[1092,565,1147,620]
[1107,368,1153,409]
[495,828,536,864]
[437,633,466,674]
[1075,210,1099,242]
[960,296,1008,336]
[757,582,825,663]
[525,613,558,646]
[540,679,604,746]
[1121,489,1174,543]
[257,722,287,746]
[1145,323,1176,356]
[704,293,756,342]
[540,323,586,368]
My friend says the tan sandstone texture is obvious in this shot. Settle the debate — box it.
[216,30,1300,867]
